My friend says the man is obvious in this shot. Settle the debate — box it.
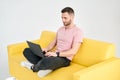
[21,7,83,77]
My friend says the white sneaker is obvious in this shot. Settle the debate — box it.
[5,77,16,80]
[37,70,52,77]
[20,61,33,70]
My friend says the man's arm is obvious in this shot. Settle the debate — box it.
[59,42,81,57]
[45,42,81,57]
[43,38,57,52]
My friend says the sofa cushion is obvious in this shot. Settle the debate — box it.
[42,62,86,80]
[10,55,86,80]
[72,38,115,66]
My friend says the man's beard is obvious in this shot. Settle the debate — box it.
[63,20,71,26]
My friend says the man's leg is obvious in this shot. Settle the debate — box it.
[39,57,71,70]
[21,48,42,69]
[23,48,42,64]
[32,57,71,77]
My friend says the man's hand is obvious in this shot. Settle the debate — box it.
[42,48,48,53]
[45,52,57,57]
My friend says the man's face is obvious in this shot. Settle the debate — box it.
[61,12,73,26]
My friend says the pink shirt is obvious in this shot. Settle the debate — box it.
[56,25,83,60]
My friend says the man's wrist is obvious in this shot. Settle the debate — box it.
[56,52,60,57]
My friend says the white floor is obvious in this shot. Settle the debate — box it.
[0,63,10,80]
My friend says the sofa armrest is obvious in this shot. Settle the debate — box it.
[7,39,40,56]
[73,57,120,80]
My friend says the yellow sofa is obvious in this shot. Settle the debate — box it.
[7,30,120,80]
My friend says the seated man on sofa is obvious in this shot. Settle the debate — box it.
[21,7,83,77]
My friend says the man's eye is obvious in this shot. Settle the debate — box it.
[65,17,67,19]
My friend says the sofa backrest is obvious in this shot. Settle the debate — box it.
[72,38,115,66]
[39,31,115,66]
[39,30,56,48]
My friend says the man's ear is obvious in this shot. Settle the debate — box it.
[70,15,74,21]
[70,14,74,19]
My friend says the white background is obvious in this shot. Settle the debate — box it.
[0,0,120,79]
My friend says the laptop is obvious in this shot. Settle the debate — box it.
[26,41,45,58]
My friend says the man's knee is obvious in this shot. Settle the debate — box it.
[23,48,30,57]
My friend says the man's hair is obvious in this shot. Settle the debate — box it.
[61,7,74,15]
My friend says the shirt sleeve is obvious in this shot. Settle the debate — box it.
[73,29,83,44]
